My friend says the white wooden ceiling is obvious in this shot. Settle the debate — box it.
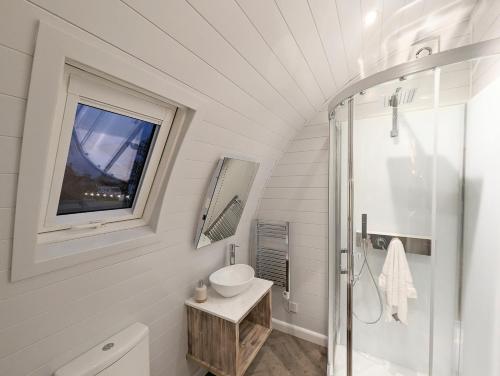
[183,0,477,123]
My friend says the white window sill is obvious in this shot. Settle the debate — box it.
[9,226,160,282]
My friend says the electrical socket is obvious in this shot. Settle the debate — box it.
[289,301,299,313]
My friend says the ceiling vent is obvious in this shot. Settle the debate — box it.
[408,37,440,61]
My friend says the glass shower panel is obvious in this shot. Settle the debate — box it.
[437,55,500,376]
[429,61,468,376]
[330,102,348,376]
[333,50,500,376]
[349,68,438,375]
[460,55,500,376]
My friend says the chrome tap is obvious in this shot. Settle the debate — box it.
[229,243,239,265]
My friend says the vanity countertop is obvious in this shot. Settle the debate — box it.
[185,278,273,323]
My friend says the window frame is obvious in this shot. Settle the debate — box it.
[11,22,207,281]
[40,67,176,236]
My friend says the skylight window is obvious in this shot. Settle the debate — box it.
[37,66,177,233]
[57,103,158,215]
[11,24,193,280]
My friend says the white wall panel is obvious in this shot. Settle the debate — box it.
[307,0,350,87]
[0,137,21,174]
[184,0,316,119]
[279,149,329,165]
[257,113,329,337]
[31,0,294,135]
[287,137,328,152]
[295,124,330,140]
[275,0,337,94]
[272,162,328,176]
[0,95,25,138]
[262,186,328,200]
[202,100,286,148]
[0,240,10,273]
[266,175,327,189]
[335,0,364,79]
[259,198,327,213]
[0,46,32,98]
[471,0,500,41]
[236,0,326,108]
[0,209,14,241]
[123,0,308,124]
[469,0,500,95]
[0,173,17,209]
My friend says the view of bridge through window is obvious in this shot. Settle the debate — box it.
[57,103,158,215]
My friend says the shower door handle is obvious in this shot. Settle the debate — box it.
[340,248,348,274]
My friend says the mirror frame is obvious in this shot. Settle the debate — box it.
[194,157,259,249]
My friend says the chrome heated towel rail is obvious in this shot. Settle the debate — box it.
[255,221,290,293]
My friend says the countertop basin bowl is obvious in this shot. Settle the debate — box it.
[209,264,255,298]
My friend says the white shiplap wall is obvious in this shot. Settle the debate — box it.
[0,1,306,376]
[257,111,329,335]
[470,0,500,94]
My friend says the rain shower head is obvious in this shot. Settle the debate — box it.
[386,87,417,138]
[384,87,416,107]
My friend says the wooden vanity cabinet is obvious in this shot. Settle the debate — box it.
[186,279,272,376]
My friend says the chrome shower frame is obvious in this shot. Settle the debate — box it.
[326,36,500,376]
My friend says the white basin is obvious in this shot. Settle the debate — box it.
[209,264,255,298]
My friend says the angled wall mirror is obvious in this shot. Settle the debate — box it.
[195,157,259,249]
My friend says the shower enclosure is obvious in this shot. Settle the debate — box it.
[327,38,500,376]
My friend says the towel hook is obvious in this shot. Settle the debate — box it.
[375,236,388,250]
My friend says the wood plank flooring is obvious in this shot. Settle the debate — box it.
[207,329,327,375]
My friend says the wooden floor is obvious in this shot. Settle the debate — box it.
[207,330,327,376]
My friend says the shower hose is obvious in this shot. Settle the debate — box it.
[352,239,384,324]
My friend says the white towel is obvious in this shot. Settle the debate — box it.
[378,237,417,325]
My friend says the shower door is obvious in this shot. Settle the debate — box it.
[332,66,461,376]
[328,42,500,376]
